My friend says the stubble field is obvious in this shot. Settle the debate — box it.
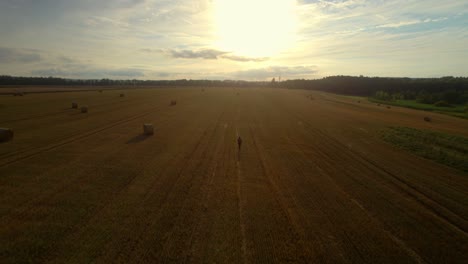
[0,87,467,263]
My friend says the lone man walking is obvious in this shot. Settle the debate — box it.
[237,136,242,152]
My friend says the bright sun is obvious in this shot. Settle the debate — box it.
[214,0,298,58]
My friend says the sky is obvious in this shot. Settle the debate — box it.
[0,0,467,80]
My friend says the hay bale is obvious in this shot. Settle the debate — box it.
[0,128,14,143]
[81,106,88,113]
[120,93,125,97]
[170,100,177,106]
[143,124,154,135]
[424,116,432,122]
[72,102,78,109]
[387,106,391,109]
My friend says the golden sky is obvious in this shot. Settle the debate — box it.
[0,0,467,80]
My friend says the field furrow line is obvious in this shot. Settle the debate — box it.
[312,127,468,234]
[156,110,229,262]
[0,104,170,167]
[276,93,468,235]
[246,119,314,263]
[109,123,214,261]
[0,109,181,225]
[117,109,227,262]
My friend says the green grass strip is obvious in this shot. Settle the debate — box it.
[368,98,468,119]
[382,127,468,173]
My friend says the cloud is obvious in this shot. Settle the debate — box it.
[139,48,160,53]
[220,54,269,62]
[31,65,145,79]
[141,48,269,62]
[57,56,75,63]
[316,0,363,9]
[168,48,228,59]
[0,47,41,63]
[376,17,449,28]
[376,20,422,28]
[85,15,130,28]
[31,68,69,76]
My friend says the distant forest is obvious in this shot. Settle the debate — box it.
[1,75,468,105]
[282,76,468,105]
[0,75,262,87]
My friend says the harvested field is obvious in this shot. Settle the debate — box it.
[0,87,467,263]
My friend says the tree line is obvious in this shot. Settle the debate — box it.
[281,76,468,105]
[2,75,467,105]
[0,75,268,87]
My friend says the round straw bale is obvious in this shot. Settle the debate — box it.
[120,93,125,97]
[0,128,14,143]
[81,106,88,113]
[72,102,78,109]
[143,123,154,135]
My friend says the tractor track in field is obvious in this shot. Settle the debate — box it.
[311,126,467,234]
[57,111,218,263]
[0,96,202,223]
[0,107,181,225]
[0,93,181,159]
[281,131,427,263]
[0,103,172,167]
[248,104,381,262]
[155,110,230,262]
[272,93,468,235]
[0,96,169,160]
[187,118,237,262]
[110,109,228,263]
[259,93,467,261]
[246,117,314,263]
[234,107,248,264]
[0,94,146,124]
[1,108,75,124]
[236,155,248,264]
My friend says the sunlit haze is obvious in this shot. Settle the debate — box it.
[0,0,467,80]
[214,0,297,58]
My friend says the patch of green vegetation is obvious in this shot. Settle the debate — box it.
[337,95,365,101]
[382,127,468,173]
[433,100,452,107]
[369,98,468,119]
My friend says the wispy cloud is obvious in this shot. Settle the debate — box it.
[293,0,468,77]
[0,0,467,79]
[376,17,449,28]
[168,48,227,59]
[0,47,42,63]
[221,54,269,62]
[141,48,269,62]
[32,66,145,79]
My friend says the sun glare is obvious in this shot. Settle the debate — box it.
[214,0,298,58]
